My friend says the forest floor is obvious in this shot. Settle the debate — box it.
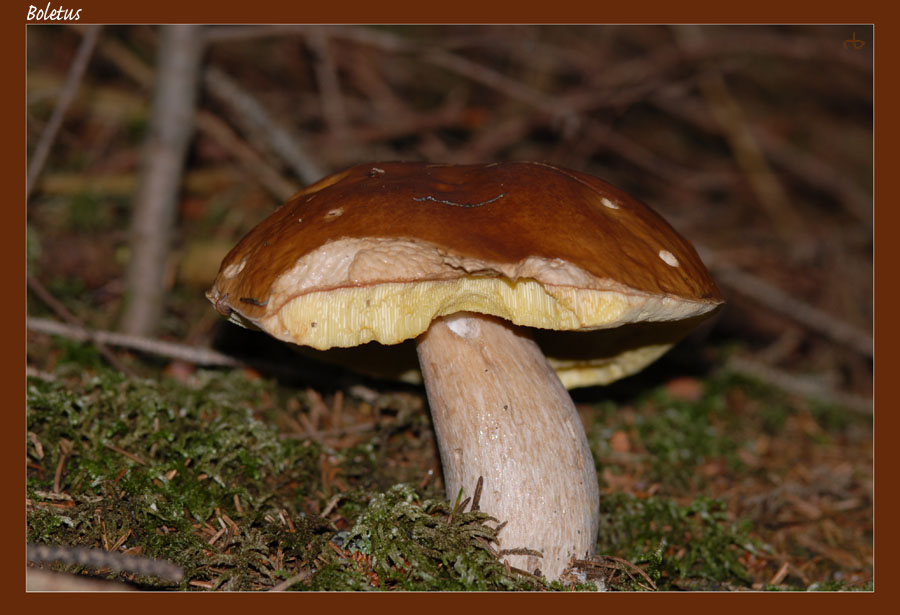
[26,333,872,591]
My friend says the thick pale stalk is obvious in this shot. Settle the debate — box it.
[416,312,600,580]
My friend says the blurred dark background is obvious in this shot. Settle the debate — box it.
[26,24,873,409]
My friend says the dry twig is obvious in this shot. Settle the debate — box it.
[27,317,339,385]
[26,568,134,591]
[102,442,148,466]
[27,276,135,376]
[571,555,657,591]
[649,91,872,227]
[268,569,311,591]
[28,316,239,367]
[27,543,183,582]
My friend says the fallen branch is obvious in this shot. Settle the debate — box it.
[28,316,241,368]
[268,569,312,591]
[36,167,237,197]
[27,277,136,376]
[27,543,183,582]
[687,237,872,358]
[26,568,134,591]
[571,554,657,591]
[27,317,339,385]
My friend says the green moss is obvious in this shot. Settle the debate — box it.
[590,380,742,490]
[590,369,871,494]
[706,371,796,436]
[597,492,753,590]
[26,351,867,591]
[306,484,539,591]
[637,392,740,482]
[26,368,328,588]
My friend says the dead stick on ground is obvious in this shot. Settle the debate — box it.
[332,25,726,190]
[27,277,136,376]
[648,92,872,227]
[27,543,183,582]
[754,126,872,227]
[52,441,70,494]
[220,25,571,124]
[268,570,312,592]
[102,442,148,466]
[209,25,721,190]
[28,316,240,367]
[27,317,329,384]
[26,25,102,201]
[90,31,155,85]
[715,263,873,357]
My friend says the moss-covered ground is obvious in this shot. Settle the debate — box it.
[25,338,872,591]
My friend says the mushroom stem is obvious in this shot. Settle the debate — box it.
[416,312,600,580]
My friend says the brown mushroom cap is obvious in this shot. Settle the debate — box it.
[207,161,722,386]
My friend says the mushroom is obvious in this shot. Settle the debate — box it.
[206,161,723,580]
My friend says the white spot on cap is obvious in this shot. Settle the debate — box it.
[600,197,619,209]
[222,258,246,279]
[325,207,344,220]
[659,250,680,267]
